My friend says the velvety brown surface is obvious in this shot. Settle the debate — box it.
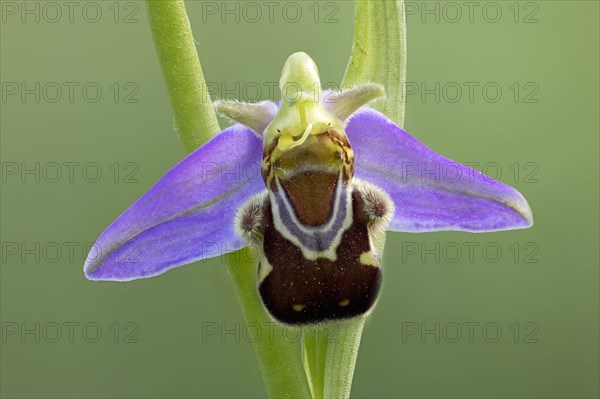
[259,191,381,325]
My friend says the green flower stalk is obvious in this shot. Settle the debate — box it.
[146,0,219,149]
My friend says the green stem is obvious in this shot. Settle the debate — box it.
[146,2,311,398]
[146,0,220,150]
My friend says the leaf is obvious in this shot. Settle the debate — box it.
[342,0,407,127]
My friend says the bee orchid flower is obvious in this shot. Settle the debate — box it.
[84,52,532,325]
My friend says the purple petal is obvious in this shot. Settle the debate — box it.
[346,108,533,232]
[84,125,265,281]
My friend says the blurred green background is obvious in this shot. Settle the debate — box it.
[1,1,598,398]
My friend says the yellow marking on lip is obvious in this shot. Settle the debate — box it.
[292,304,305,312]
[360,251,379,267]
[258,258,273,283]
[339,299,350,307]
